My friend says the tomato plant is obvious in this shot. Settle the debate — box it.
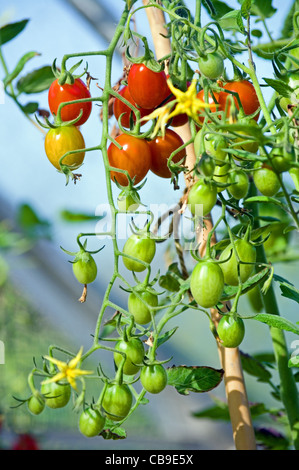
[44,125,85,170]
[148,128,186,178]
[48,77,92,126]
[6,0,299,453]
[140,364,167,394]
[108,133,151,186]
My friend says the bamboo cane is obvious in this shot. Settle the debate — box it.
[142,0,256,450]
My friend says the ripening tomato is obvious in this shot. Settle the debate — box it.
[113,86,154,129]
[219,80,260,121]
[148,129,186,178]
[48,77,92,126]
[44,125,85,171]
[127,63,170,109]
[108,134,151,186]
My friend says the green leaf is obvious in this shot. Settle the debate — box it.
[60,209,102,222]
[157,327,178,348]
[252,313,299,335]
[0,19,29,46]
[279,283,299,304]
[250,0,277,20]
[20,102,39,114]
[241,0,252,19]
[202,0,233,19]
[166,365,224,395]
[3,52,40,88]
[192,397,230,421]
[218,10,245,34]
[262,77,293,98]
[244,195,285,209]
[251,29,263,38]
[221,267,270,302]
[240,351,272,382]
[16,66,55,94]
[100,424,127,440]
[16,203,51,240]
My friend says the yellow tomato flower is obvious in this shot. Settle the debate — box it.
[42,347,92,391]
[141,78,210,136]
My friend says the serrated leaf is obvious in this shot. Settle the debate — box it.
[240,351,272,382]
[16,65,55,94]
[252,313,299,335]
[166,365,224,395]
[263,77,293,98]
[0,19,29,46]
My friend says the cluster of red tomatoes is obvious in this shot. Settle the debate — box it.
[44,77,92,171]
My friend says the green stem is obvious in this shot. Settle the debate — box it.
[248,182,299,450]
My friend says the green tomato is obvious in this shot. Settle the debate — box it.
[187,179,217,216]
[102,383,133,421]
[203,133,228,165]
[198,52,224,80]
[73,253,97,285]
[41,381,71,409]
[213,163,231,193]
[123,233,156,272]
[27,394,45,415]
[128,288,158,325]
[199,154,216,177]
[117,190,140,212]
[253,163,281,197]
[79,407,106,438]
[140,364,168,394]
[219,238,256,286]
[269,148,294,173]
[217,315,245,348]
[190,260,224,308]
[114,338,145,375]
[228,169,249,200]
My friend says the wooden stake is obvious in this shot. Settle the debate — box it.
[142,0,256,450]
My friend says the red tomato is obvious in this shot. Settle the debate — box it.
[108,134,151,186]
[48,77,92,126]
[196,89,222,122]
[113,86,153,129]
[12,434,39,450]
[219,80,260,121]
[127,64,170,109]
[148,129,186,178]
